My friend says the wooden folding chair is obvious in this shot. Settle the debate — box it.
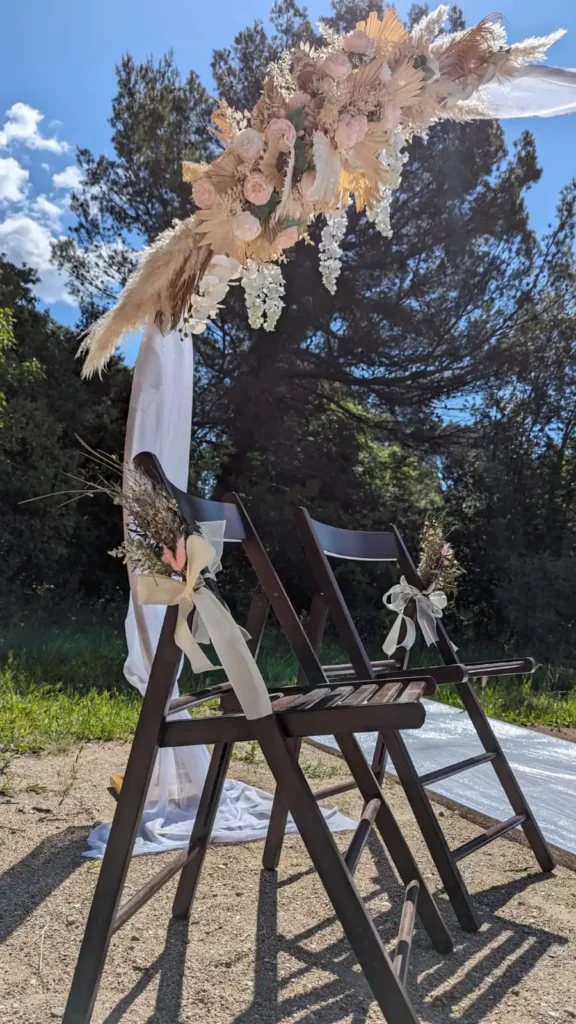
[63,456,452,1024]
[277,507,554,933]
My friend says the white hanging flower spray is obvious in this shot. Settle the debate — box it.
[179,255,242,338]
[241,261,285,331]
[319,208,348,295]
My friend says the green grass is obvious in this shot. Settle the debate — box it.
[0,606,574,753]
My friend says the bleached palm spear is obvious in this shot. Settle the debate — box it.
[79,217,210,377]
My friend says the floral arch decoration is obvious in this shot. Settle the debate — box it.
[80,6,569,376]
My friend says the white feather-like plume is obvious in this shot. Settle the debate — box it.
[79,217,209,378]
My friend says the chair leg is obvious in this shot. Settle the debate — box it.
[262,738,301,870]
[63,607,182,1024]
[337,733,453,954]
[372,732,388,785]
[172,742,233,919]
[63,734,166,1023]
[254,716,421,1024]
[384,730,482,933]
[455,681,555,873]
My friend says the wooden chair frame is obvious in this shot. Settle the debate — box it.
[63,454,452,1024]
[268,506,554,933]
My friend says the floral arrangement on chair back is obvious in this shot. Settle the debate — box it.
[80,7,566,375]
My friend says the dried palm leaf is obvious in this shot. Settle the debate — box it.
[193,207,238,255]
[273,145,296,222]
[346,141,387,190]
[365,122,389,151]
[260,147,283,189]
[208,150,242,194]
[351,56,388,93]
[307,131,341,202]
[337,166,378,211]
[438,15,506,81]
[79,218,209,377]
[182,161,209,184]
[388,59,425,106]
[356,9,408,53]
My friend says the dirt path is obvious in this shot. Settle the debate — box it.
[0,741,575,1024]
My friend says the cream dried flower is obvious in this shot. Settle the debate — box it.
[192,178,219,209]
[342,29,372,54]
[322,51,353,80]
[231,211,262,241]
[265,118,297,153]
[243,172,274,205]
[335,112,368,151]
[233,127,265,163]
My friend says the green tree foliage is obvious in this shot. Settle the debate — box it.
[0,258,131,604]
[39,0,576,658]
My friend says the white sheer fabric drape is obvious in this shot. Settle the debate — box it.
[86,325,354,856]
[465,65,576,119]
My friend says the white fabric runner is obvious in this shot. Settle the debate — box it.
[85,325,354,857]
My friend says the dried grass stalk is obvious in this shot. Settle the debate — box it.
[79,218,210,377]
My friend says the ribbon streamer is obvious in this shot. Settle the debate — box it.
[137,533,218,674]
[136,527,272,720]
[382,576,447,656]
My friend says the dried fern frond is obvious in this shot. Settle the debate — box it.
[251,78,286,132]
[79,218,209,377]
[211,100,242,144]
[356,9,409,53]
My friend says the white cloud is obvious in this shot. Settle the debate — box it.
[52,164,83,190]
[0,156,29,202]
[0,102,69,154]
[32,194,63,230]
[0,215,74,305]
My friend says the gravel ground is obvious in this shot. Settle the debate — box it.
[0,740,575,1024]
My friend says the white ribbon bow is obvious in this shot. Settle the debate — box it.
[382,576,447,656]
[137,532,217,674]
[136,522,272,720]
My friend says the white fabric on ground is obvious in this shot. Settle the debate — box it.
[467,64,576,119]
[313,699,576,855]
[86,325,354,857]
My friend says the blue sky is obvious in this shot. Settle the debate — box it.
[1,0,575,349]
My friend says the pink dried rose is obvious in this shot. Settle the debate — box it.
[335,112,369,151]
[162,536,187,573]
[322,51,352,80]
[299,169,316,199]
[342,29,372,54]
[233,127,265,163]
[243,172,274,206]
[287,91,311,111]
[192,177,219,209]
[265,117,297,153]
[274,226,299,250]
[231,210,262,241]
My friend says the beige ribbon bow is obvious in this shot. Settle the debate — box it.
[137,533,216,674]
[382,576,447,656]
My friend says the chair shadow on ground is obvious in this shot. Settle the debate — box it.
[0,825,89,947]
[231,833,566,1024]
[21,825,561,1024]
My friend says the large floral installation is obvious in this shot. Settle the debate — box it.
[81,6,566,375]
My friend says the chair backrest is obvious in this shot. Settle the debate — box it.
[294,506,460,673]
[134,452,329,687]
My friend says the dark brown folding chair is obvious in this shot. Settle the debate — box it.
[272,507,554,933]
[63,454,452,1024]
